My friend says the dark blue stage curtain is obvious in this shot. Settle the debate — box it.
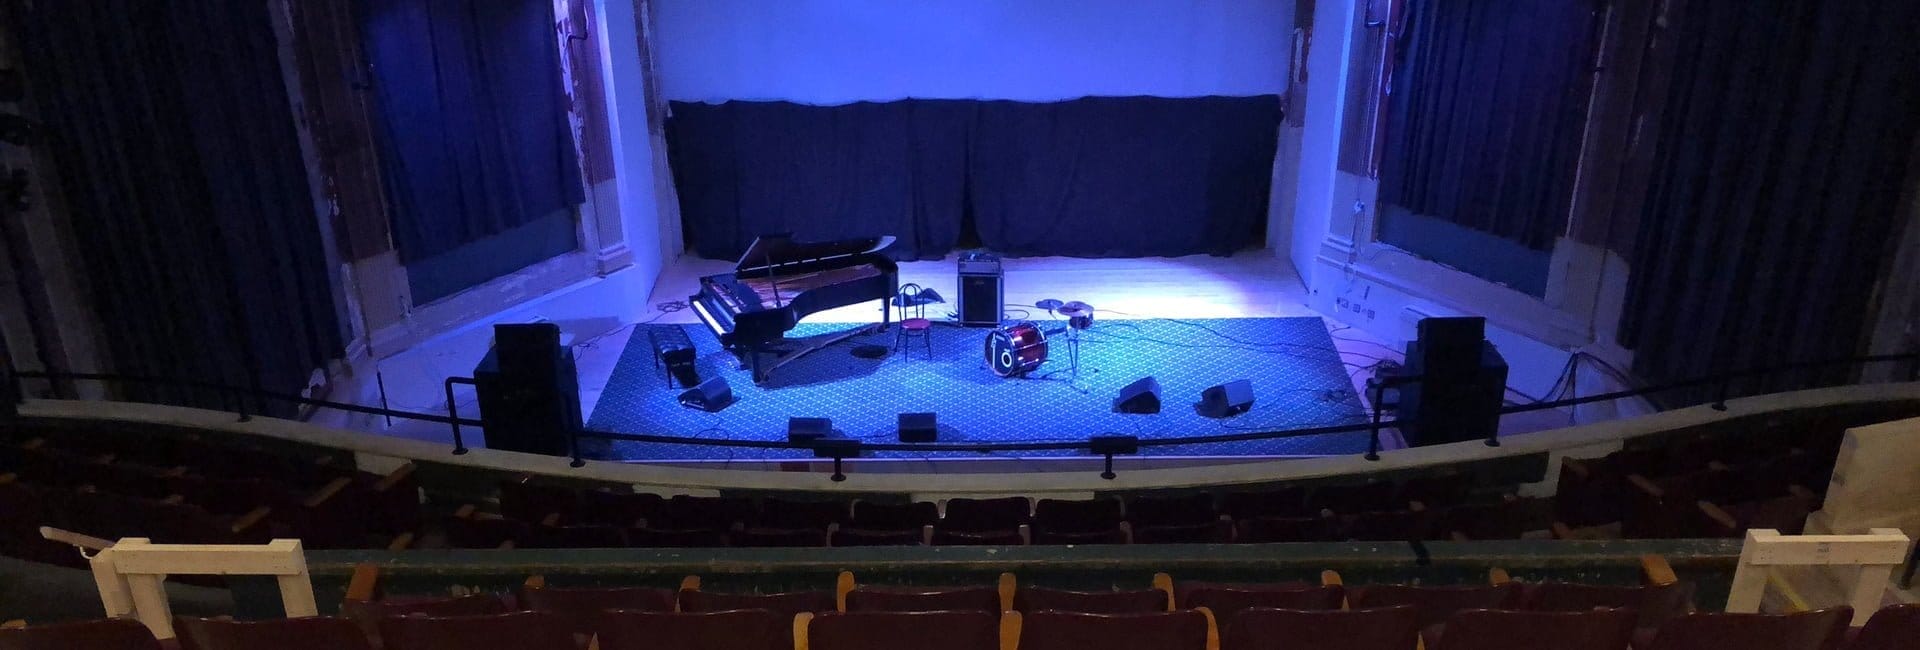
[666,96,1280,260]
[12,0,342,414]
[1376,0,1601,295]
[358,0,583,272]
[1618,0,1920,400]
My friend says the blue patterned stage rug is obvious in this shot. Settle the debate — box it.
[583,317,1371,461]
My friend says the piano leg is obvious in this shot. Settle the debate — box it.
[880,296,892,331]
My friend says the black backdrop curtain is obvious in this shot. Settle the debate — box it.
[1377,0,1602,252]
[11,0,343,412]
[667,96,1280,260]
[1618,0,1920,396]
[357,0,583,263]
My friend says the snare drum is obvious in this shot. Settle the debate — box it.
[985,321,1049,377]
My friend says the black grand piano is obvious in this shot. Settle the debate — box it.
[689,234,899,383]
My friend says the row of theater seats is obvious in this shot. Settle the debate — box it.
[0,434,421,564]
[5,562,1916,650]
[1553,422,1845,540]
[453,472,1551,549]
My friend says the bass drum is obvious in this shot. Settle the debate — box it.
[985,321,1049,378]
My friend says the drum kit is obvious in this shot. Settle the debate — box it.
[984,299,1095,379]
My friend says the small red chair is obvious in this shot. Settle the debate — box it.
[892,284,938,360]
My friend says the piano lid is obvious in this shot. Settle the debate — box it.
[734,234,897,275]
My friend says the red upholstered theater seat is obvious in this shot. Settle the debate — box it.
[1033,498,1124,534]
[1519,580,1694,630]
[597,610,790,650]
[1233,515,1337,543]
[1345,583,1521,630]
[830,527,925,547]
[678,589,837,616]
[1018,610,1209,650]
[807,611,1002,650]
[1431,608,1636,650]
[941,497,1032,532]
[496,477,582,524]
[932,526,1026,546]
[731,527,829,548]
[1844,604,1920,650]
[1032,525,1128,545]
[520,577,676,637]
[844,585,1003,614]
[378,612,573,650]
[1012,586,1169,614]
[657,495,758,531]
[1639,608,1852,650]
[1220,486,1313,520]
[850,501,939,530]
[625,527,729,548]
[174,616,374,650]
[1178,584,1346,623]
[1131,521,1233,544]
[1222,606,1420,650]
[340,593,511,644]
[1124,494,1220,528]
[0,619,162,650]
[578,489,663,527]
[752,498,851,530]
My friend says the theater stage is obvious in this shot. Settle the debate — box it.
[582,315,1375,462]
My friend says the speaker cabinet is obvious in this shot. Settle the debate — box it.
[473,323,581,456]
[1199,379,1255,418]
[898,412,938,443]
[957,252,1003,326]
[1399,317,1508,446]
[1113,376,1163,414]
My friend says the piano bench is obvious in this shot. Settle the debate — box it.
[648,325,700,388]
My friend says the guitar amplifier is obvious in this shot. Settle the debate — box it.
[957,252,1003,327]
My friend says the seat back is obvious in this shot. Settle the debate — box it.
[1234,515,1336,543]
[1182,585,1345,622]
[580,490,663,527]
[732,527,829,548]
[845,586,1002,614]
[809,611,1000,650]
[933,527,1026,546]
[660,495,758,530]
[597,610,789,650]
[1643,608,1852,650]
[831,527,925,546]
[1031,525,1128,545]
[1034,498,1123,533]
[1020,610,1208,650]
[496,480,580,523]
[174,616,373,650]
[1223,606,1420,650]
[1014,587,1169,614]
[0,619,161,650]
[340,593,510,642]
[524,524,628,549]
[1521,581,1693,628]
[1434,608,1636,650]
[679,589,837,616]
[627,527,729,548]
[521,583,676,635]
[1125,494,1219,527]
[942,497,1031,532]
[753,499,850,529]
[1221,487,1311,519]
[1131,521,1230,544]
[851,501,939,529]
[378,612,573,650]
[1846,604,1920,650]
[1346,584,1520,628]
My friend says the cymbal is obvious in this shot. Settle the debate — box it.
[1057,300,1094,317]
[1035,298,1065,311]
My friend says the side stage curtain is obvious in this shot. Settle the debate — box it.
[1617,0,1920,399]
[665,96,1280,260]
[11,0,343,413]
[1377,0,1601,252]
[358,0,583,263]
